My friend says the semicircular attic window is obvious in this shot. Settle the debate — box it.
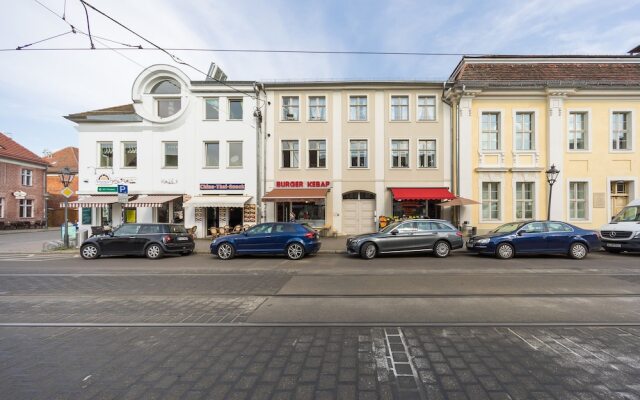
[151,79,181,118]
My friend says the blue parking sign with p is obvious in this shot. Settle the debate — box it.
[117,185,128,194]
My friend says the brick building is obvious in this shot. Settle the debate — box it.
[0,133,48,228]
[44,147,79,226]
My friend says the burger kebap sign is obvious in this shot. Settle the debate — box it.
[275,181,331,188]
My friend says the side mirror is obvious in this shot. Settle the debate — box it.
[391,229,399,235]
[516,230,525,236]
[107,231,115,237]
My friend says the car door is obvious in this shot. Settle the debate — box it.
[545,222,574,253]
[411,221,438,251]
[378,221,418,252]
[236,224,273,253]
[512,222,548,254]
[100,224,140,254]
[270,223,294,252]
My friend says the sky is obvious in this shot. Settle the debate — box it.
[1,0,639,155]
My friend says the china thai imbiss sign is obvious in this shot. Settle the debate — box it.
[275,181,331,188]
[200,183,245,190]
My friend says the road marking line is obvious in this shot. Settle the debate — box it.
[384,328,427,399]
[507,328,540,350]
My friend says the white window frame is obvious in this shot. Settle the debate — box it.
[416,94,437,122]
[390,139,410,168]
[307,95,327,122]
[227,141,243,168]
[162,141,179,168]
[567,180,591,222]
[204,97,220,120]
[228,98,243,121]
[348,139,369,168]
[348,95,368,122]
[21,169,33,186]
[389,94,410,122]
[480,181,503,222]
[280,139,300,169]
[514,181,535,220]
[610,109,634,152]
[307,139,327,169]
[18,199,34,219]
[567,109,591,152]
[156,98,181,119]
[479,110,504,152]
[417,139,437,169]
[513,110,537,152]
[97,141,113,168]
[203,141,220,168]
[0,198,4,218]
[121,141,137,169]
[281,95,300,122]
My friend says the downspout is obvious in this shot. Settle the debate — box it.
[253,82,263,223]
[442,82,456,225]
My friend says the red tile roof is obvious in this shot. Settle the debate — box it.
[0,133,48,166]
[44,146,79,173]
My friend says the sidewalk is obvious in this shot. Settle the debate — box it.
[195,236,348,254]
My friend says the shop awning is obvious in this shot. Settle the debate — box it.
[436,196,480,207]
[184,195,251,208]
[125,195,182,207]
[66,195,120,208]
[390,188,455,201]
[262,188,329,202]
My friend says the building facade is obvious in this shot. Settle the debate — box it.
[44,146,79,226]
[66,64,260,238]
[0,133,48,227]
[263,82,454,235]
[446,56,640,232]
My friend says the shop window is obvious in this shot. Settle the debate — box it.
[81,208,92,225]
[125,209,137,223]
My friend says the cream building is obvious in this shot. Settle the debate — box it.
[263,82,454,235]
[446,56,640,232]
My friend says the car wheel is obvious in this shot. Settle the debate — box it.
[360,242,377,260]
[286,242,305,260]
[217,242,235,260]
[433,240,451,258]
[145,243,163,259]
[569,242,588,259]
[495,243,514,259]
[80,244,100,260]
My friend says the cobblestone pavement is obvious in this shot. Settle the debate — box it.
[1,326,639,400]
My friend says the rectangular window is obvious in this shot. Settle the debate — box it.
[21,169,33,186]
[228,141,243,167]
[19,199,33,218]
[612,112,630,150]
[482,182,501,220]
[418,139,436,168]
[98,142,113,168]
[515,112,534,150]
[481,112,500,150]
[163,142,178,167]
[157,99,181,118]
[204,142,219,167]
[390,95,409,121]
[569,112,588,150]
[350,140,368,168]
[569,182,588,220]
[308,96,326,121]
[417,96,436,121]
[281,140,299,168]
[0,198,4,218]
[122,142,137,168]
[308,140,326,168]
[228,98,243,120]
[205,98,219,120]
[282,96,299,121]
[515,182,534,219]
[391,140,410,168]
[349,96,367,121]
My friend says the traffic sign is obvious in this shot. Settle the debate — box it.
[60,187,74,198]
[97,186,117,193]
[117,185,128,194]
[118,193,128,204]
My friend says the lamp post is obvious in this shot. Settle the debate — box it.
[545,164,560,221]
[59,167,76,248]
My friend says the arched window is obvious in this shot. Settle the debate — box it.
[150,79,180,94]
[150,79,181,118]
[342,191,376,200]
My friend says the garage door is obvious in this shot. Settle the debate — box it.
[342,191,376,235]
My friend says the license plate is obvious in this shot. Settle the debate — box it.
[177,237,189,241]
[607,243,622,248]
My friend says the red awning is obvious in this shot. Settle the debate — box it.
[390,188,455,201]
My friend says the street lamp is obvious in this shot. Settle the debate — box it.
[59,167,76,248]
[545,164,560,221]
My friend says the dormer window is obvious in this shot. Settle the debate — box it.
[151,79,181,118]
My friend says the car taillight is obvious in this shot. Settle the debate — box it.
[304,232,316,239]
[456,231,463,237]
[162,235,173,244]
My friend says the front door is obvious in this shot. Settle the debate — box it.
[512,222,548,253]
[611,182,629,218]
[206,208,219,231]
[343,199,376,235]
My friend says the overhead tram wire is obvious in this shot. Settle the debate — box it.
[15,30,75,50]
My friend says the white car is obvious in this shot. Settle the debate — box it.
[600,199,640,253]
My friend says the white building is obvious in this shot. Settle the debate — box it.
[66,64,261,238]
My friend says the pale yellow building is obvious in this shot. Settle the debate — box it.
[446,56,640,232]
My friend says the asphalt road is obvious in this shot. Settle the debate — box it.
[1,252,639,399]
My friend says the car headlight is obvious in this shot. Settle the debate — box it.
[633,232,640,239]
[476,238,490,245]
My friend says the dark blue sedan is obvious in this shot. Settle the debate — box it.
[466,221,601,260]
[210,222,321,260]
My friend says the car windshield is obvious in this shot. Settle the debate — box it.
[491,222,524,233]
[612,206,640,222]
[380,221,402,233]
